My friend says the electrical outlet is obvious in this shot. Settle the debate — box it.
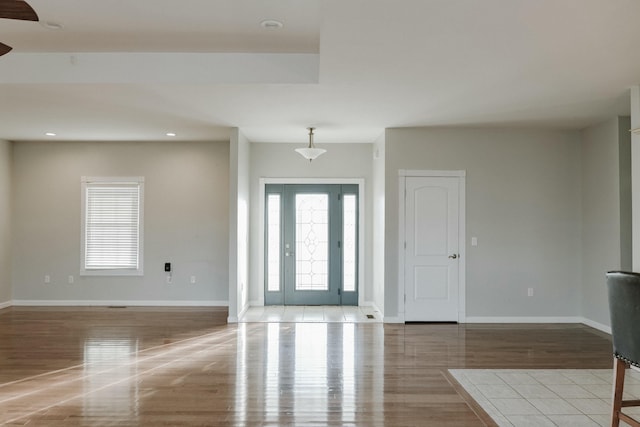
[166,275,172,284]
[68,275,74,284]
[190,276,196,284]
[527,287,533,297]
[44,275,51,284]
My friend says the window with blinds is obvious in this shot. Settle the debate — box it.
[81,177,144,276]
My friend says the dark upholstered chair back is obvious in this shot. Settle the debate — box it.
[607,271,640,367]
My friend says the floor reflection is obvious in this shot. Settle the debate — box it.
[234,322,381,426]
[265,322,280,424]
[235,323,247,426]
[0,323,238,425]
[83,338,139,420]
[342,323,355,424]
[294,323,328,422]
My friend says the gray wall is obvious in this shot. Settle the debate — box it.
[0,140,11,305]
[4,122,632,326]
[619,117,633,272]
[581,117,631,327]
[385,128,582,320]
[248,142,374,305]
[631,86,640,270]
[11,140,230,304]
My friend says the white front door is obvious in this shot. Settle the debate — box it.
[404,176,461,321]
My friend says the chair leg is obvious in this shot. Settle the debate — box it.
[612,357,627,427]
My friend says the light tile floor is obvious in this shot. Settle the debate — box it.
[450,368,640,427]
[239,305,381,323]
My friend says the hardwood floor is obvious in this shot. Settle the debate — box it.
[0,307,612,426]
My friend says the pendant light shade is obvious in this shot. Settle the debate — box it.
[295,127,326,161]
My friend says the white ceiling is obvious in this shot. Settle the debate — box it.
[0,0,638,143]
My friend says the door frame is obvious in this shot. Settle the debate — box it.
[398,170,466,323]
[258,177,366,306]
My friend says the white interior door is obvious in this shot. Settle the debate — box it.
[404,176,460,321]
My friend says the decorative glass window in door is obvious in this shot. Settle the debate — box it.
[295,194,329,291]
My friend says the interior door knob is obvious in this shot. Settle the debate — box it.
[448,254,458,259]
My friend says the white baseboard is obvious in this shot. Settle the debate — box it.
[0,300,11,310]
[579,317,611,334]
[363,301,383,316]
[454,315,612,334]
[11,300,229,307]
[227,316,238,323]
[248,300,264,307]
[237,304,249,320]
[465,316,583,323]
[374,313,613,332]
[383,315,405,324]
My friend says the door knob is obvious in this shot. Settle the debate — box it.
[448,254,458,259]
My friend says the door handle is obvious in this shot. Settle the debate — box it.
[285,252,295,257]
[448,254,458,259]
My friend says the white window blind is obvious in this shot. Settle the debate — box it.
[81,177,144,275]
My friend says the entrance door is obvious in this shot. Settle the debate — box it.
[404,176,461,321]
[265,184,358,305]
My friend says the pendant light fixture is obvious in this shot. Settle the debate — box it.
[295,127,326,162]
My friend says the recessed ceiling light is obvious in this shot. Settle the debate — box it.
[41,21,63,30]
[166,132,176,137]
[45,132,56,137]
[260,19,283,30]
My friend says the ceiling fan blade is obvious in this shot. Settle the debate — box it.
[0,0,39,21]
[0,42,12,56]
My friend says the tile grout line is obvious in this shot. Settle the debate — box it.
[450,369,622,427]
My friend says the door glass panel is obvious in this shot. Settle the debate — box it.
[267,194,281,292]
[295,194,329,291]
[343,195,356,292]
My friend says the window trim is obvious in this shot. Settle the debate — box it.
[80,176,145,277]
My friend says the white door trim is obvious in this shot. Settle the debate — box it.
[398,170,466,323]
[258,177,366,307]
